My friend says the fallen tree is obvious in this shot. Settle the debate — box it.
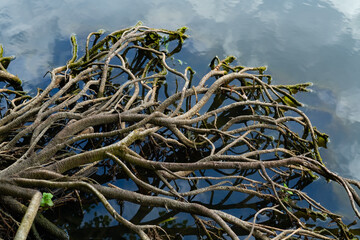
[0,24,359,239]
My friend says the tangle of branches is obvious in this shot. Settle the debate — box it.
[0,24,359,240]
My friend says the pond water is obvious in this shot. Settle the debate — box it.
[1,0,360,238]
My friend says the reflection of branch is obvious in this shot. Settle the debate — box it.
[14,178,239,239]
[245,205,281,240]
[13,178,157,239]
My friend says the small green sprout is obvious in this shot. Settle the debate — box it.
[159,217,177,225]
[283,183,293,195]
[40,192,54,208]
[282,184,294,203]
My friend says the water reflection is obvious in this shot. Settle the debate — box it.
[2,0,360,237]
[323,0,360,47]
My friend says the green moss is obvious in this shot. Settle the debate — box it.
[223,55,236,65]
[68,34,78,64]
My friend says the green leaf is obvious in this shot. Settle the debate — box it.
[159,217,177,224]
[40,192,54,208]
[283,183,293,195]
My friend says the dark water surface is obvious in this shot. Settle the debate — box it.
[1,0,360,238]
